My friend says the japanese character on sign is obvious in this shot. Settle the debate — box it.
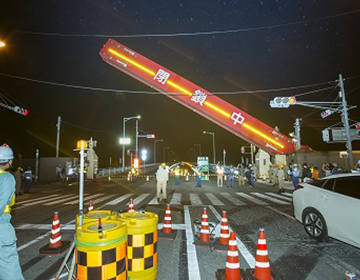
[191,90,207,106]
[153,69,170,84]
[231,112,245,125]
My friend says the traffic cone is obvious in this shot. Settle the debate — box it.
[39,212,71,255]
[194,207,211,247]
[214,210,230,252]
[159,204,177,240]
[225,232,241,280]
[253,228,272,280]
[345,271,357,280]
[88,201,94,212]
[128,198,135,212]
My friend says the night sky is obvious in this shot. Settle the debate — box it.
[1,1,360,166]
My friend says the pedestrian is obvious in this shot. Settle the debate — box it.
[174,166,181,185]
[302,163,312,183]
[288,164,300,189]
[156,163,169,203]
[237,163,245,186]
[312,165,319,180]
[0,144,25,280]
[216,162,224,187]
[322,162,331,177]
[67,165,75,186]
[56,165,62,182]
[196,171,202,188]
[227,164,235,188]
[23,167,32,193]
[331,163,344,174]
[284,164,290,181]
[268,165,273,183]
[272,164,279,187]
[131,167,137,182]
[246,164,255,187]
[277,166,285,193]
[13,166,23,195]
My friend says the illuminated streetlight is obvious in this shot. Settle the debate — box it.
[122,115,141,169]
[0,41,5,48]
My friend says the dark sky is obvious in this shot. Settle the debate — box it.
[1,0,360,166]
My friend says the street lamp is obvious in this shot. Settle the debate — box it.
[203,131,216,164]
[194,144,201,157]
[163,147,169,163]
[154,139,163,163]
[0,41,5,48]
[122,115,140,169]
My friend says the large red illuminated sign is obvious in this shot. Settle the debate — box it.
[99,39,295,155]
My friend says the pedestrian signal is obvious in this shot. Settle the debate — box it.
[356,123,360,138]
[241,147,245,154]
[13,106,28,116]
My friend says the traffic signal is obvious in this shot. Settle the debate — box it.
[241,146,245,154]
[270,96,296,108]
[356,123,360,138]
[133,158,139,168]
[13,106,28,116]
[322,129,330,142]
[320,109,334,119]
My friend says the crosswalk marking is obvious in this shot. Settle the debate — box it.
[236,193,268,205]
[126,194,150,206]
[92,194,117,205]
[220,193,246,205]
[282,192,293,197]
[190,193,203,205]
[17,194,75,208]
[16,194,60,205]
[65,193,104,205]
[170,193,182,205]
[43,194,80,206]
[252,193,290,205]
[205,193,224,205]
[105,193,134,205]
[148,196,159,205]
[265,192,293,202]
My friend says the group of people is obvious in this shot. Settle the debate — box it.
[216,162,255,188]
[9,166,33,195]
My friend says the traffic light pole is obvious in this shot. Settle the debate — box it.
[339,74,354,168]
[294,118,301,151]
[56,116,61,158]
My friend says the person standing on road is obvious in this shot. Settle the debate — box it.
[268,165,273,184]
[131,167,137,183]
[277,166,285,193]
[13,167,23,195]
[0,144,25,280]
[302,163,312,183]
[216,163,224,187]
[288,164,300,189]
[174,166,181,186]
[196,171,202,188]
[272,164,279,187]
[156,163,169,203]
[56,165,62,182]
[23,167,32,193]
[246,164,255,187]
[237,163,245,187]
[227,165,235,188]
[312,165,319,180]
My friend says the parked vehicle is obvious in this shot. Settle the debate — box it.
[293,173,360,248]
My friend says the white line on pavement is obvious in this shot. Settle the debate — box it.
[16,194,60,205]
[208,205,256,268]
[205,193,224,205]
[190,193,203,205]
[105,193,133,205]
[126,193,150,205]
[170,193,182,205]
[252,193,290,205]
[16,194,75,209]
[236,192,268,205]
[184,205,201,279]
[43,195,80,206]
[65,193,104,204]
[148,196,159,205]
[282,192,293,197]
[266,206,297,221]
[220,193,246,205]
[265,192,293,202]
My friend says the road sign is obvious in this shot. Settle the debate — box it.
[320,109,335,118]
[119,138,131,144]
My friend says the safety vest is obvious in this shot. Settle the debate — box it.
[175,170,180,176]
[0,170,15,215]
[131,169,136,175]
[217,167,224,175]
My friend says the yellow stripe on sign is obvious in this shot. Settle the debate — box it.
[204,101,231,118]
[166,80,193,96]
[108,49,155,76]
[242,123,284,148]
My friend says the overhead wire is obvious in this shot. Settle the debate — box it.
[14,8,360,38]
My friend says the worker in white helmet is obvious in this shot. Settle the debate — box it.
[0,144,24,279]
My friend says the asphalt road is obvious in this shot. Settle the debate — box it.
[11,174,360,280]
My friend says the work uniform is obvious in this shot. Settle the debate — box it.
[131,168,137,183]
[0,170,24,280]
[174,169,181,185]
[227,167,235,188]
[288,166,300,189]
[277,168,285,193]
[217,166,224,187]
[196,172,202,188]
[156,166,169,202]
[24,169,32,193]
[268,165,273,183]
[272,165,279,186]
[237,165,245,187]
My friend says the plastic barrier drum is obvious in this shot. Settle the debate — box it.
[119,211,158,280]
[76,210,118,225]
[75,212,128,279]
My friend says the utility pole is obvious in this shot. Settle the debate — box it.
[294,118,301,151]
[56,116,61,158]
[250,144,254,164]
[339,74,354,168]
[136,119,139,158]
[223,149,226,166]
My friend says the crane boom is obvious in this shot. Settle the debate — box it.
[99,39,295,155]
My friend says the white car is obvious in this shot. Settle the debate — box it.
[293,173,360,248]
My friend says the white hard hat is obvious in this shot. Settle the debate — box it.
[0,144,14,163]
[248,164,252,167]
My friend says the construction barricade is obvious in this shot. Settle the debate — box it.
[119,211,158,280]
[75,211,128,279]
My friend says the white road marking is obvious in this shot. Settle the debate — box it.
[282,192,293,197]
[126,194,150,206]
[252,193,290,205]
[265,192,293,202]
[16,194,60,205]
[105,193,133,205]
[208,205,255,268]
[92,194,117,205]
[205,193,224,205]
[266,206,297,221]
[220,193,246,205]
[148,196,159,205]
[43,194,80,206]
[184,205,201,279]
[236,193,268,205]
[190,193,203,205]
[170,193,182,205]
[16,194,75,209]
[65,193,104,204]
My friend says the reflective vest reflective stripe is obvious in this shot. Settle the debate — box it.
[0,169,15,214]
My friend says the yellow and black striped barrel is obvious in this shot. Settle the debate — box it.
[119,211,158,280]
[75,218,128,280]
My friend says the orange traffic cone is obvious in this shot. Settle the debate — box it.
[39,212,70,255]
[225,232,241,280]
[219,210,230,245]
[128,198,135,212]
[163,204,172,234]
[200,207,210,242]
[254,228,272,280]
[88,201,94,212]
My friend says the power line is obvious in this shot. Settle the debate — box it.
[14,8,360,38]
[0,72,337,96]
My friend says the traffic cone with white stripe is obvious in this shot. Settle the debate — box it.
[39,212,71,255]
[214,210,230,252]
[159,204,178,240]
[128,198,135,212]
[88,201,94,212]
[194,207,211,247]
[225,232,241,280]
[246,228,273,279]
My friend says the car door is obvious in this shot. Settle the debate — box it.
[331,176,360,245]
[315,179,336,232]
